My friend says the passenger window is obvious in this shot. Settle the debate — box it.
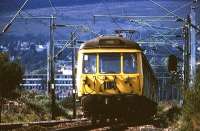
[123,53,137,73]
[83,54,96,74]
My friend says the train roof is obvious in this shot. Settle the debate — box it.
[80,36,142,50]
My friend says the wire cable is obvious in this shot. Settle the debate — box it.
[165,1,193,16]
[148,0,184,20]
[82,23,101,37]
[2,0,30,33]
[101,0,124,30]
[21,10,68,39]
[144,24,181,30]
[131,19,179,54]
[48,0,58,15]
[148,0,199,32]
[54,23,101,59]
[55,28,80,58]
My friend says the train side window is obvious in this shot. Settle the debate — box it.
[82,54,96,74]
[123,53,137,73]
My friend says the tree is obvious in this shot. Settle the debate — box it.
[0,52,23,123]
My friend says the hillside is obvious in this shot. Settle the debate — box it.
[0,0,195,73]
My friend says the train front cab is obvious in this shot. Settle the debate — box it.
[76,49,157,119]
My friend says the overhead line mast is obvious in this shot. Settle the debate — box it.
[48,15,56,120]
[189,6,197,87]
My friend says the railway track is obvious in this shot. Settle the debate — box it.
[54,119,165,131]
[0,119,84,130]
[0,117,170,131]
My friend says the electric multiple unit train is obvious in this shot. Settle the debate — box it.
[76,36,157,122]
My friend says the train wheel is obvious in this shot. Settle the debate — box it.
[91,115,97,125]
[91,118,97,125]
[109,117,115,124]
[99,118,106,124]
[117,117,125,123]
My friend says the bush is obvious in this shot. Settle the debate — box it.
[154,101,181,128]
[21,91,71,120]
[2,91,71,123]
[180,68,200,131]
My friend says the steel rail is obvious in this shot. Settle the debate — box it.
[55,119,153,131]
[0,119,79,130]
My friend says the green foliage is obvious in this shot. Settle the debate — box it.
[0,52,23,98]
[0,52,71,122]
[180,68,200,131]
[59,96,74,109]
[0,52,23,122]
[154,102,181,128]
[2,91,72,123]
[21,92,70,120]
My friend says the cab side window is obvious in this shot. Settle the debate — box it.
[83,54,96,74]
[123,53,137,73]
